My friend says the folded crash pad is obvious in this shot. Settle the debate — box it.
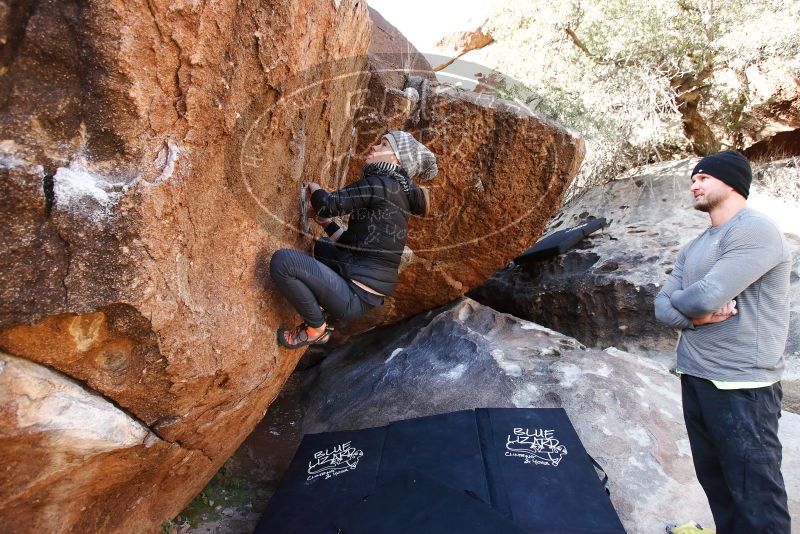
[514,217,606,265]
[254,408,625,533]
[377,409,491,503]
[255,426,386,533]
[336,469,527,534]
[476,408,625,533]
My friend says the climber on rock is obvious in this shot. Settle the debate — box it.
[270,130,437,349]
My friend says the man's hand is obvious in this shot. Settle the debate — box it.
[717,299,737,317]
[692,299,737,326]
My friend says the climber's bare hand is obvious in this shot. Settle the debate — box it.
[314,215,333,226]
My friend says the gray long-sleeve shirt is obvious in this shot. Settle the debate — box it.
[654,207,791,382]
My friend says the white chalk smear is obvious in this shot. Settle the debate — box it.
[54,159,122,220]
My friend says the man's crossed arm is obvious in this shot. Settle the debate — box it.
[655,218,784,329]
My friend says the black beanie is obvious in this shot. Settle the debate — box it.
[691,150,752,199]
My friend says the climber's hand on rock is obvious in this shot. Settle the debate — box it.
[305,182,321,194]
[305,203,329,226]
[313,214,332,226]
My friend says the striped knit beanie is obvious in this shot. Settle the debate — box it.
[383,131,438,181]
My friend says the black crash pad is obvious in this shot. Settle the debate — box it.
[254,408,626,534]
[336,470,527,534]
[514,217,606,265]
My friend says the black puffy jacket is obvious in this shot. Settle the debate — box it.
[311,167,426,296]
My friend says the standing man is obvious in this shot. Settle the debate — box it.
[655,150,791,533]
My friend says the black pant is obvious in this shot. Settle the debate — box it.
[269,244,374,328]
[681,374,790,533]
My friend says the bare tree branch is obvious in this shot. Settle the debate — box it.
[564,26,627,67]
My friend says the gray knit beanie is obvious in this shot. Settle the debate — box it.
[383,131,438,180]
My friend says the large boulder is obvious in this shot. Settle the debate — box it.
[472,159,800,375]
[298,298,800,531]
[0,1,371,531]
[0,2,585,532]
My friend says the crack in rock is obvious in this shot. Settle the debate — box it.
[0,351,213,461]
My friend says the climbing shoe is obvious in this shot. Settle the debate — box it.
[277,322,333,349]
[666,521,714,533]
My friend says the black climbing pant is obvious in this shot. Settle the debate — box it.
[269,243,377,328]
[681,374,790,533]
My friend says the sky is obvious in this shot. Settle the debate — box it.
[366,0,497,53]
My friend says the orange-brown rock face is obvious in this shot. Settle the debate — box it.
[435,24,495,56]
[0,2,582,531]
[0,0,370,532]
[432,20,495,72]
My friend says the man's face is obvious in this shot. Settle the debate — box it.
[690,173,731,212]
[365,137,399,165]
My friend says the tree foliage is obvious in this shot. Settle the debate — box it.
[480,0,800,199]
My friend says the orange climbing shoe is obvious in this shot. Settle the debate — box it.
[277,322,333,349]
